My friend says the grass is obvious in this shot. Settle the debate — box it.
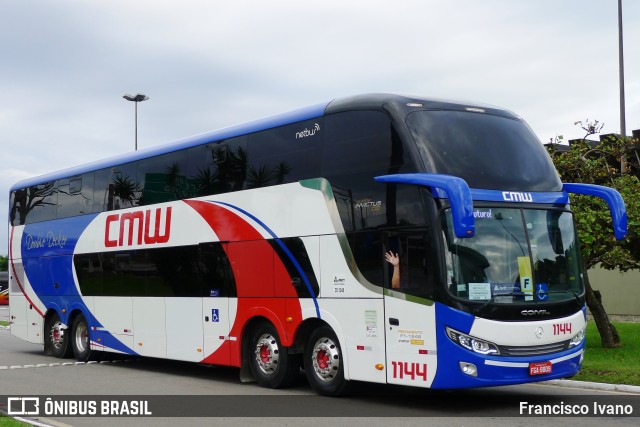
[0,414,30,426]
[0,321,8,327]
[574,321,640,386]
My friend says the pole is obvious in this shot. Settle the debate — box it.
[618,0,627,173]
[618,0,626,137]
[123,94,148,151]
[135,101,138,151]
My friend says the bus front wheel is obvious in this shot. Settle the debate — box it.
[249,322,300,388]
[71,313,93,362]
[304,325,347,396]
[45,312,71,358]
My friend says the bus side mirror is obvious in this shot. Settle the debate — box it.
[563,183,628,241]
[375,173,475,238]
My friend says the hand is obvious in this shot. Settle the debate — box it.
[385,251,399,267]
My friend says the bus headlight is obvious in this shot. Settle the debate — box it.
[446,327,500,355]
[569,326,586,348]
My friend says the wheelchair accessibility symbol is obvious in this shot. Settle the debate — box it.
[211,309,220,322]
[537,283,548,301]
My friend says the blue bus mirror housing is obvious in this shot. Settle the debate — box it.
[563,183,628,241]
[375,173,475,238]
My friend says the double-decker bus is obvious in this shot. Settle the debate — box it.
[8,94,626,396]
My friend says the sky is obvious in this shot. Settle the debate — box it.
[1,0,639,255]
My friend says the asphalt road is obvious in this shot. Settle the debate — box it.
[0,313,638,427]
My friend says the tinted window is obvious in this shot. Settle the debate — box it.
[322,110,418,232]
[138,151,190,205]
[323,111,400,176]
[247,119,322,188]
[10,190,27,225]
[347,198,441,300]
[406,110,562,191]
[187,136,248,197]
[74,243,236,297]
[385,230,439,299]
[94,163,141,212]
[186,144,217,197]
[57,173,94,218]
[22,181,58,224]
[348,231,385,285]
[269,237,319,298]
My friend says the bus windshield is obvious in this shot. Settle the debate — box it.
[406,110,563,191]
[442,207,584,304]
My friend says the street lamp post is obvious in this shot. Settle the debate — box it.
[618,0,626,137]
[123,93,149,151]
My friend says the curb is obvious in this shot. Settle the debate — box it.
[545,379,640,394]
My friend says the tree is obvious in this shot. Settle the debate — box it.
[0,255,7,271]
[547,121,640,348]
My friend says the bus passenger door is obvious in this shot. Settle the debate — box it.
[202,297,231,365]
[200,242,235,365]
[383,232,438,388]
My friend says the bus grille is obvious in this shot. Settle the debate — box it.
[498,341,570,356]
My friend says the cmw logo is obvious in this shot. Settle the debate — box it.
[296,123,320,139]
[502,191,533,202]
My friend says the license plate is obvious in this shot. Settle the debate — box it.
[529,361,552,376]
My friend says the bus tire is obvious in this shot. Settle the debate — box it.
[249,322,300,389]
[304,325,347,396]
[45,312,72,358]
[71,313,93,362]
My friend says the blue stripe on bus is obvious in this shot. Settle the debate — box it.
[11,102,329,191]
[431,188,570,204]
[20,214,139,356]
[211,201,321,319]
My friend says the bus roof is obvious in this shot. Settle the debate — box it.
[11,94,518,192]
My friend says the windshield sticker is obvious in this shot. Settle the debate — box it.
[473,209,493,219]
[492,283,512,294]
[469,283,491,300]
[536,283,549,301]
[490,283,519,303]
[521,277,534,301]
[517,256,534,301]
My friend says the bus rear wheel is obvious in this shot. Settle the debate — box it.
[45,312,72,358]
[71,313,94,362]
[249,322,300,388]
[304,325,347,396]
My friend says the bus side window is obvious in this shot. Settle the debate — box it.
[57,173,93,218]
[187,136,248,196]
[385,231,438,299]
[323,111,394,232]
[93,163,141,212]
[247,119,322,188]
[23,180,58,224]
[347,231,384,287]
[10,190,27,226]
[199,242,237,298]
[138,151,190,205]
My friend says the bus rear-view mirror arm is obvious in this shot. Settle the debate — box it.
[563,183,628,241]
[374,173,475,239]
